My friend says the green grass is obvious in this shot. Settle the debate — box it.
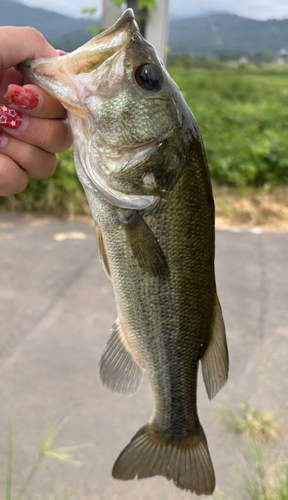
[168,60,288,187]
[4,415,91,500]
[1,59,288,215]
[213,445,288,500]
[218,402,279,444]
[215,403,287,500]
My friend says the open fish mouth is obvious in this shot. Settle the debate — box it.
[17,9,139,111]
[17,8,167,209]
[18,8,137,71]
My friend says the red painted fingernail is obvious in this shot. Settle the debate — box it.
[57,50,69,56]
[4,84,40,110]
[0,104,28,131]
[0,130,9,148]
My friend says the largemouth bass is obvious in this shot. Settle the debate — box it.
[18,9,228,495]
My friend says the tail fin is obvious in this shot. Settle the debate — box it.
[112,423,215,495]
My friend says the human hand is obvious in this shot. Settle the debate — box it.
[0,27,73,196]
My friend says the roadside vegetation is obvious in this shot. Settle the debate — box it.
[1,58,288,228]
[169,57,288,188]
[214,403,288,500]
[214,448,288,500]
[4,415,91,500]
[218,402,279,444]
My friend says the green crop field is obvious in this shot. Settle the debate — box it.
[1,59,288,218]
[168,58,288,187]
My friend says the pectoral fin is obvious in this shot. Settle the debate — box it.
[120,211,169,279]
[201,294,229,400]
[96,225,111,279]
[99,321,143,396]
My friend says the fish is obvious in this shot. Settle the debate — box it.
[18,9,228,495]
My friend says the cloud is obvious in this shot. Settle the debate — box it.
[170,0,288,20]
[20,0,102,18]
[19,0,288,20]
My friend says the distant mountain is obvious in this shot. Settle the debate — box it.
[169,10,213,21]
[169,13,288,56]
[1,1,288,56]
[0,0,92,50]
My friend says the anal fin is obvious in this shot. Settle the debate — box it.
[96,225,111,279]
[99,322,143,396]
[201,293,229,400]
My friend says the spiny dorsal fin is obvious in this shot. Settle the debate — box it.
[99,322,143,396]
[112,422,215,495]
[96,225,111,279]
[119,211,169,279]
[201,293,229,400]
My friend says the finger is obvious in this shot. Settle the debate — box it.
[0,104,72,153]
[4,84,67,119]
[0,27,57,71]
[0,68,23,100]
[0,68,40,102]
[0,154,28,196]
[0,130,57,179]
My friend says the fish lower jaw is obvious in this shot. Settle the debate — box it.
[74,141,159,209]
[84,174,157,209]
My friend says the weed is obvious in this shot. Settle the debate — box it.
[212,444,288,500]
[5,415,91,500]
[218,402,279,444]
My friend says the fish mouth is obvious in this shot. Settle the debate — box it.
[17,9,159,210]
[17,9,140,110]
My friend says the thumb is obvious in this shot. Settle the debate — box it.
[0,27,57,71]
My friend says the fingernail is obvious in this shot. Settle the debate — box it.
[4,84,42,110]
[0,130,9,148]
[57,50,69,56]
[0,104,28,132]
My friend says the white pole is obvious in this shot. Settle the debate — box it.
[146,0,170,63]
[102,0,122,30]
[102,0,170,63]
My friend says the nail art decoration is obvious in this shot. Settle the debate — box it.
[4,84,40,110]
[0,104,24,129]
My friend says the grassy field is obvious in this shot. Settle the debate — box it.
[1,59,288,227]
[168,59,288,187]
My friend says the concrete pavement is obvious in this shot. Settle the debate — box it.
[0,213,288,499]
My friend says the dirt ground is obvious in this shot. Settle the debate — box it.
[213,185,288,232]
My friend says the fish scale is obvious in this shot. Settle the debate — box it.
[18,8,228,496]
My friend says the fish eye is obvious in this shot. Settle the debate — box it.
[134,64,162,91]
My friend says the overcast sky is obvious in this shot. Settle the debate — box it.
[18,0,288,20]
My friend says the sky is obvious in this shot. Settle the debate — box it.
[17,0,288,20]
